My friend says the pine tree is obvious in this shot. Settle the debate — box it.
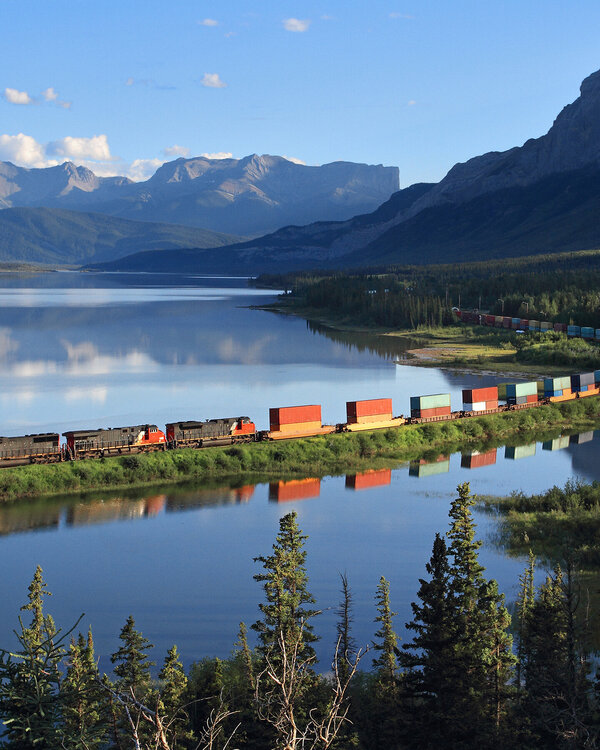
[446,482,515,748]
[157,645,193,748]
[401,533,457,749]
[61,628,106,748]
[335,572,356,685]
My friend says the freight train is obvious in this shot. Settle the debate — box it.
[1,371,600,468]
[455,309,600,340]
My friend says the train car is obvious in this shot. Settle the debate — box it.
[165,417,255,448]
[0,433,61,467]
[63,424,166,459]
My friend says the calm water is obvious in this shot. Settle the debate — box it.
[0,273,594,672]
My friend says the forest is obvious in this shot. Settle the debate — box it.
[0,483,597,749]
[258,248,600,330]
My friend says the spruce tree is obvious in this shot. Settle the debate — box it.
[335,572,356,686]
[110,614,155,697]
[401,533,457,749]
[157,645,193,748]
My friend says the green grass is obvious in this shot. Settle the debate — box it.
[2,396,600,502]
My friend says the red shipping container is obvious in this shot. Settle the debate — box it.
[502,317,511,328]
[270,404,321,427]
[347,398,393,420]
[485,315,495,326]
[484,400,499,410]
[235,485,255,503]
[435,406,452,416]
[526,394,538,403]
[346,469,392,490]
[412,407,437,419]
[269,478,321,503]
[462,387,498,403]
[520,319,529,329]
[461,450,497,469]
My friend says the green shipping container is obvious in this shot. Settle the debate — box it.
[498,383,508,400]
[528,320,540,330]
[545,376,571,391]
[506,382,538,398]
[410,393,451,410]
[409,459,450,478]
[542,436,570,451]
[540,321,552,330]
[505,443,536,460]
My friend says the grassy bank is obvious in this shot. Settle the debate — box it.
[2,396,600,502]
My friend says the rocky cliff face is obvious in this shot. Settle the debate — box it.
[0,154,399,237]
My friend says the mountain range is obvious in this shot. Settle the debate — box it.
[0,155,399,237]
[91,67,600,274]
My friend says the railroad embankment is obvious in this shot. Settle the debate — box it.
[2,396,600,502]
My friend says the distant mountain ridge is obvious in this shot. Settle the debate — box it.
[0,154,399,237]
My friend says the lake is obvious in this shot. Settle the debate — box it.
[0,272,593,672]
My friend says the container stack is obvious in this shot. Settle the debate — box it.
[410,393,452,419]
[485,314,495,326]
[595,370,600,386]
[540,321,552,332]
[409,456,450,477]
[505,382,538,405]
[570,432,594,445]
[543,376,572,400]
[269,405,322,435]
[528,319,540,332]
[520,319,529,330]
[502,317,511,329]
[345,468,392,490]
[460,449,497,469]
[462,386,499,412]
[570,372,596,393]
[505,443,536,460]
[582,327,595,340]
[269,478,321,502]
[497,383,508,401]
[511,317,520,330]
[554,323,567,333]
[542,436,570,451]
[494,315,503,328]
[567,325,581,337]
[346,398,392,424]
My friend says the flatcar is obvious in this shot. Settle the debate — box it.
[63,424,166,459]
[0,433,61,467]
[165,417,256,448]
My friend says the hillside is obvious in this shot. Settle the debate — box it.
[0,207,241,265]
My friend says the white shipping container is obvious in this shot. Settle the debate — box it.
[463,402,487,412]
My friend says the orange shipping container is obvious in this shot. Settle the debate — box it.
[271,420,323,434]
[526,394,538,403]
[461,450,497,469]
[347,398,393,421]
[462,387,498,403]
[346,468,392,490]
[270,404,321,428]
[269,478,321,503]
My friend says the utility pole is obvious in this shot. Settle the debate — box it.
[497,298,504,314]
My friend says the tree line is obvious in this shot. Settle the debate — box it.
[258,248,600,329]
[0,483,598,749]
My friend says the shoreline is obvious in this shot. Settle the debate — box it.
[2,396,600,502]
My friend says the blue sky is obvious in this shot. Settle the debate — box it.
[1,0,599,186]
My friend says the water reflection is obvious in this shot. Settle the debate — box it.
[409,456,450,477]
[461,449,497,469]
[269,478,321,503]
[345,468,392,490]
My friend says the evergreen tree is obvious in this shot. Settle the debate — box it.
[61,628,106,748]
[401,533,457,749]
[335,572,356,686]
[445,482,515,748]
[157,645,193,748]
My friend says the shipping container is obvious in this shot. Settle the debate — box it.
[526,394,538,403]
[540,321,552,331]
[410,393,451,411]
[270,404,321,428]
[494,315,504,327]
[502,317,511,329]
[498,384,508,400]
[511,317,521,329]
[411,406,452,419]
[595,370,600,384]
[520,319,529,329]
[544,376,571,392]
[462,386,498,403]
[269,478,321,503]
[505,443,536,460]
[345,468,392,490]
[542,436,570,451]
[346,398,392,423]
[595,330,600,341]
[460,449,497,469]
[571,373,595,390]
[554,322,567,333]
[567,325,581,337]
[464,402,487,412]
[569,432,594,445]
[528,320,540,331]
[506,382,538,398]
[409,458,450,478]
[582,327,595,339]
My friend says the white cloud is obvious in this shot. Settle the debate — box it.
[283,155,306,165]
[0,133,48,167]
[163,144,190,158]
[127,158,164,181]
[407,99,416,106]
[201,73,227,88]
[282,18,311,32]
[58,99,72,110]
[199,18,218,26]
[321,14,335,20]
[42,87,58,102]
[125,77,135,86]
[4,87,34,105]
[47,134,112,161]
[200,151,233,160]
[389,12,415,19]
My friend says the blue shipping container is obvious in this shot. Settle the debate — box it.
[582,327,594,339]
[568,325,581,336]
